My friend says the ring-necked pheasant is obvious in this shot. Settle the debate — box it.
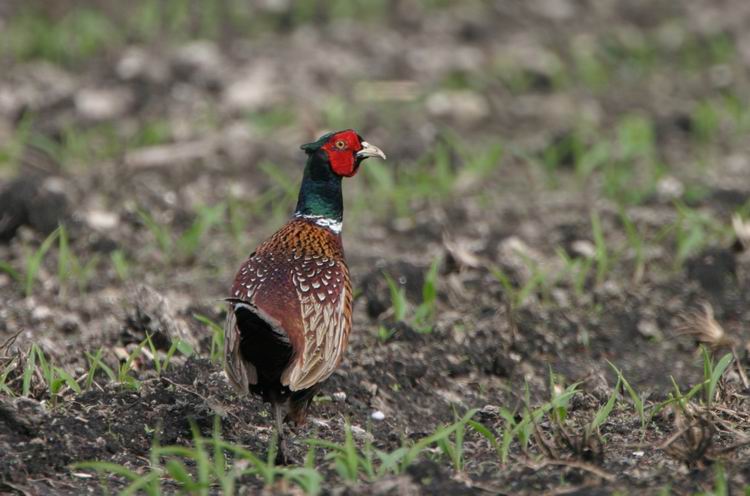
[224,129,386,462]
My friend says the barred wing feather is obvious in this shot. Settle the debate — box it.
[282,259,352,391]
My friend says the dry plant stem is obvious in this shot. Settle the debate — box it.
[0,329,23,362]
[556,422,588,458]
[532,417,558,459]
[542,482,602,496]
[632,261,645,285]
[708,408,748,429]
[731,347,749,388]
[0,329,23,350]
[713,403,750,420]
[662,415,715,467]
[659,425,693,451]
[713,437,750,454]
[522,458,615,482]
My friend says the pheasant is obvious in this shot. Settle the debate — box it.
[224,129,386,462]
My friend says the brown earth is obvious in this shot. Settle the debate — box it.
[1,0,750,494]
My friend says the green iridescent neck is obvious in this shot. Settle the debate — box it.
[293,151,343,223]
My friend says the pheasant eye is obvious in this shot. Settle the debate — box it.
[334,140,346,150]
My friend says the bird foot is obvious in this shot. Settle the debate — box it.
[274,448,291,466]
[274,436,295,466]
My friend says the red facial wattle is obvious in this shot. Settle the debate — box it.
[321,130,363,177]
[327,150,357,177]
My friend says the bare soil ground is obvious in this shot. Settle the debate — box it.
[1,1,750,494]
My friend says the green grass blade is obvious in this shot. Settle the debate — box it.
[707,353,733,406]
[589,376,621,434]
[383,273,407,321]
[24,226,61,297]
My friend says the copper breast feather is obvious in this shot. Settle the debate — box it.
[224,219,353,393]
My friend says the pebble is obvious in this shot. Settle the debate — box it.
[31,305,52,322]
[570,240,595,259]
[426,90,489,124]
[75,87,132,121]
[656,175,684,201]
[332,391,347,402]
[116,47,170,83]
[223,66,279,112]
[371,410,385,421]
[350,424,372,441]
[480,404,500,416]
[637,319,662,340]
[86,210,119,231]
[173,41,225,87]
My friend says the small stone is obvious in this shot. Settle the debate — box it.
[310,418,330,429]
[551,288,570,307]
[31,305,52,322]
[75,87,132,121]
[257,0,291,13]
[86,210,119,231]
[570,240,596,259]
[332,391,347,402]
[173,41,225,88]
[480,405,500,417]
[726,154,749,174]
[221,121,254,163]
[116,47,170,83]
[223,66,279,112]
[350,424,374,441]
[371,410,385,421]
[656,176,684,201]
[362,381,379,397]
[426,90,489,124]
[530,0,575,20]
[732,214,750,251]
[637,319,661,340]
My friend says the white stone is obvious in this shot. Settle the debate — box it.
[223,66,279,112]
[75,87,132,121]
[426,90,489,124]
[86,210,119,230]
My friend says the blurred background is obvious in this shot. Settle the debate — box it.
[1,0,750,493]
[1,0,748,301]
[1,0,749,236]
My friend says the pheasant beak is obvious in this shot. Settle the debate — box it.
[356,141,387,161]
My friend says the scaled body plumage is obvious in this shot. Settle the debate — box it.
[224,217,352,421]
[223,130,385,461]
